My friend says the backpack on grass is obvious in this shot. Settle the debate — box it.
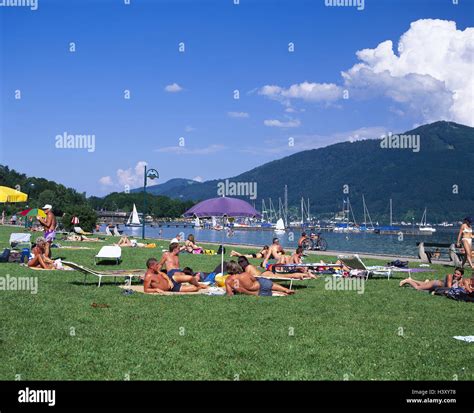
[0,248,10,263]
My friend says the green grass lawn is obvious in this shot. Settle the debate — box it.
[0,226,473,381]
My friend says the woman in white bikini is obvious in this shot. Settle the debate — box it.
[457,217,473,269]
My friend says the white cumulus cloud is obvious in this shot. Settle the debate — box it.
[164,83,183,93]
[263,118,301,128]
[259,19,474,126]
[228,111,250,118]
[259,82,343,105]
[116,161,148,188]
[99,176,113,186]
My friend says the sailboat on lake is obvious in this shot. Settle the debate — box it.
[419,207,436,232]
[125,203,142,227]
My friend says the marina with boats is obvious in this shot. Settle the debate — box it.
[98,191,457,238]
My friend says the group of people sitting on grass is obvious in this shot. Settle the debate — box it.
[169,234,209,254]
[143,242,295,296]
[231,237,311,271]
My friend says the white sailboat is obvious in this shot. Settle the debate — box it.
[361,195,375,231]
[125,204,141,227]
[419,207,436,232]
[274,218,286,233]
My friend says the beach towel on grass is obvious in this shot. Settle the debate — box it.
[119,284,213,295]
[118,285,286,296]
[56,246,92,250]
[453,336,474,343]
[28,265,74,271]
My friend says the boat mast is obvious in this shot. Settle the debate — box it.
[301,197,304,226]
[348,198,357,225]
[268,198,274,222]
[284,185,288,227]
[390,198,393,226]
[363,195,367,225]
[363,196,374,229]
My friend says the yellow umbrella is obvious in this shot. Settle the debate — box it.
[0,186,28,203]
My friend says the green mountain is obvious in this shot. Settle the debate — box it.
[130,178,200,196]
[149,121,474,222]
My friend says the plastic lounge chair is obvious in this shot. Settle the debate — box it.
[113,227,121,237]
[256,274,312,290]
[269,263,343,273]
[337,254,392,280]
[9,233,31,250]
[95,246,121,265]
[63,260,141,287]
[105,226,113,236]
[74,226,92,235]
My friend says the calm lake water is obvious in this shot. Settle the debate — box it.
[112,225,459,258]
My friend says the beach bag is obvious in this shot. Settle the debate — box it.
[0,248,10,263]
[203,249,215,255]
[217,245,226,255]
[388,260,409,268]
[202,272,217,284]
[145,243,156,248]
[446,287,466,301]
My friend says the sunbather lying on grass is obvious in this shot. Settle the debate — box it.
[225,260,294,296]
[399,267,472,292]
[143,258,207,294]
[28,237,54,269]
[67,234,103,242]
[230,245,269,259]
[116,236,145,247]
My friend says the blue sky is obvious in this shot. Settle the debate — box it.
[1,0,472,196]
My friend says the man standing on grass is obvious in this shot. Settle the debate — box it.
[38,204,56,258]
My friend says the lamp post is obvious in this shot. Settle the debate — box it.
[142,166,159,240]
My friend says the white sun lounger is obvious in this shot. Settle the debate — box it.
[63,261,142,287]
[94,246,122,265]
[337,254,392,280]
[9,233,32,250]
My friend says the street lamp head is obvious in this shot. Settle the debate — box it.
[147,169,159,180]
